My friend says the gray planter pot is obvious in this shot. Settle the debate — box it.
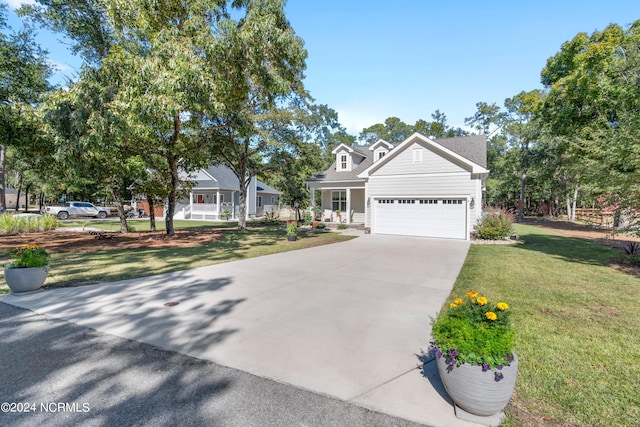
[286,235,297,241]
[4,266,49,293]
[436,352,518,417]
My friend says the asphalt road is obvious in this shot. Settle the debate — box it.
[0,302,424,427]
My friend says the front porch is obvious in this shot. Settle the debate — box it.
[309,186,365,225]
[175,189,239,220]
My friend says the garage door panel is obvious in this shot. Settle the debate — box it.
[373,198,466,239]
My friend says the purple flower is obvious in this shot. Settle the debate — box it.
[495,371,504,382]
[434,348,443,357]
[497,364,504,370]
[449,349,457,358]
[482,363,490,371]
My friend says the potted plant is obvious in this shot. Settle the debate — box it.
[335,209,341,223]
[430,290,517,418]
[286,221,297,241]
[4,244,50,293]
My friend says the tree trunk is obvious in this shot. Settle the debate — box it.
[571,185,579,223]
[238,179,247,229]
[147,195,156,232]
[25,183,31,212]
[517,168,527,222]
[15,181,22,212]
[111,188,129,233]
[165,155,178,236]
[0,145,6,211]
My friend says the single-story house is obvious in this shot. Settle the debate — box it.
[306,132,489,240]
[174,164,281,220]
[4,188,29,211]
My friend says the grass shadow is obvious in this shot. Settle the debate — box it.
[512,224,618,267]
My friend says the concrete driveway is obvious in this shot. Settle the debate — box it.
[2,234,472,426]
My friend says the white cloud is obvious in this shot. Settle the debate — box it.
[335,102,389,137]
[48,60,73,73]
[4,0,37,9]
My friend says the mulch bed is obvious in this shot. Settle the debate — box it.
[0,228,226,254]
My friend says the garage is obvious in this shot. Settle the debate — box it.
[373,198,467,239]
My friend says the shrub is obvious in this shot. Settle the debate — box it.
[0,213,58,235]
[6,244,50,268]
[475,208,514,240]
[42,214,59,231]
[337,224,348,230]
[431,290,515,377]
[302,211,312,225]
[264,209,279,223]
[315,222,326,229]
[286,221,297,236]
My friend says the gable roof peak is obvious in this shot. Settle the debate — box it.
[369,139,394,150]
[331,143,366,157]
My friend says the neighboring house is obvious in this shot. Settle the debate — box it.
[306,132,489,240]
[4,188,29,211]
[174,164,281,220]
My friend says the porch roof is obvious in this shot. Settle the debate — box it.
[257,180,281,194]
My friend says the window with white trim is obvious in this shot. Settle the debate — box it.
[338,154,348,171]
[331,191,347,211]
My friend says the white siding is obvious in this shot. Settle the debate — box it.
[367,173,475,196]
[373,143,467,176]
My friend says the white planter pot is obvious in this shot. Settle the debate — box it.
[4,266,49,293]
[436,352,518,416]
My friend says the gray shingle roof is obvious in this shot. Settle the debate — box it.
[435,134,487,168]
[198,165,242,190]
[256,180,280,194]
[307,134,487,183]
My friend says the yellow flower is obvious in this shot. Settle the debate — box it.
[450,303,458,308]
[453,298,463,305]
[465,290,478,299]
[497,302,509,311]
[477,297,488,305]
[485,311,497,321]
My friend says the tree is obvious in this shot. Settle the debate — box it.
[502,90,545,221]
[465,102,503,136]
[360,117,412,144]
[541,20,640,223]
[360,111,468,144]
[0,4,51,210]
[198,0,308,229]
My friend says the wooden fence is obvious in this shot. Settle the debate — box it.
[573,208,614,227]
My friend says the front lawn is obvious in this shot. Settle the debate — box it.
[448,224,639,426]
[0,226,354,293]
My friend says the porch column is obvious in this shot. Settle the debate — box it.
[216,190,221,217]
[346,188,351,224]
[309,186,315,208]
[232,191,236,219]
[189,192,193,213]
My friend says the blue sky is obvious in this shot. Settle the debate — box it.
[3,0,640,134]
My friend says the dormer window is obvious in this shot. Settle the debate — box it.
[339,154,348,171]
[377,151,386,160]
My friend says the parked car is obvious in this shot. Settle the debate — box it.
[41,201,110,220]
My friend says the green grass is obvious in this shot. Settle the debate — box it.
[449,224,639,426]
[0,226,354,293]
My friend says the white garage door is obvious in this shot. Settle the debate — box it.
[373,198,467,239]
